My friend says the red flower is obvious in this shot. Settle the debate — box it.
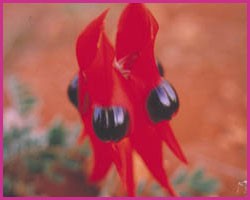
[74,3,187,196]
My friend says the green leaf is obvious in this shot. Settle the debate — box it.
[191,179,219,194]
[136,180,146,195]
[47,121,66,147]
[172,169,187,186]
[186,168,219,195]
[189,168,204,183]
[78,139,92,157]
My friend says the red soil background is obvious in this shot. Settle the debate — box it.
[3,3,247,196]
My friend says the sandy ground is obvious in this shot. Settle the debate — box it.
[3,3,247,196]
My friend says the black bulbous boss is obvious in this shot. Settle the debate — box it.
[67,75,78,107]
[146,80,179,122]
[92,106,130,142]
[67,75,129,142]
[146,61,179,122]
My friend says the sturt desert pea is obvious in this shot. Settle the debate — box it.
[68,3,187,196]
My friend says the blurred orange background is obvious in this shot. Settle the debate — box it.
[3,3,247,196]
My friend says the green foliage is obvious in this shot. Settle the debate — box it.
[4,127,29,148]
[136,180,146,196]
[4,75,94,196]
[4,76,220,197]
[78,138,92,157]
[47,121,66,147]
[172,168,220,196]
[4,126,33,160]
[188,169,217,194]
[7,76,37,116]
[133,168,220,197]
[172,168,187,185]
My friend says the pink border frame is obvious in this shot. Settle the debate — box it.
[1,0,249,3]
[1,0,248,199]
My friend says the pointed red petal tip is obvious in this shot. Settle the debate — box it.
[88,134,113,182]
[76,9,109,71]
[112,139,135,196]
[84,32,115,106]
[116,3,159,61]
[129,120,177,196]
[157,122,188,164]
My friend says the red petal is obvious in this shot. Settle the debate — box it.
[77,124,113,182]
[156,121,188,164]
[116,3,158,61]
[77,110,113,182]
[112,139,135,196]
[116,3,161,91]
[85,33,115,106]
[124,75,177,196]
[82,31,133,109]
[88,133,113,182]
[78,71,90,118]
[78,95,113,182]
[131,124,177,196]
[76,9,108,71]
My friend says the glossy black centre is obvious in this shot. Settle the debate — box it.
[147,80,179,122]
[92,106,129,142]
[67,75,78,107]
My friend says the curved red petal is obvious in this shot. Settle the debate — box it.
[156,121,188,164]
[130,124,177,196]
[78,30,116,108]
[77,111,113,182]
[116,3,158,61]
[76,9,109,71]
[77,124,113,182]
[88,133,113,182]
[130,47,161,89]
[78,70,90,118]
[116,3,161,91]
[84,33,115,106]
[123,74,178,196]
[112,139,135,196]
[77,9,115,112]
